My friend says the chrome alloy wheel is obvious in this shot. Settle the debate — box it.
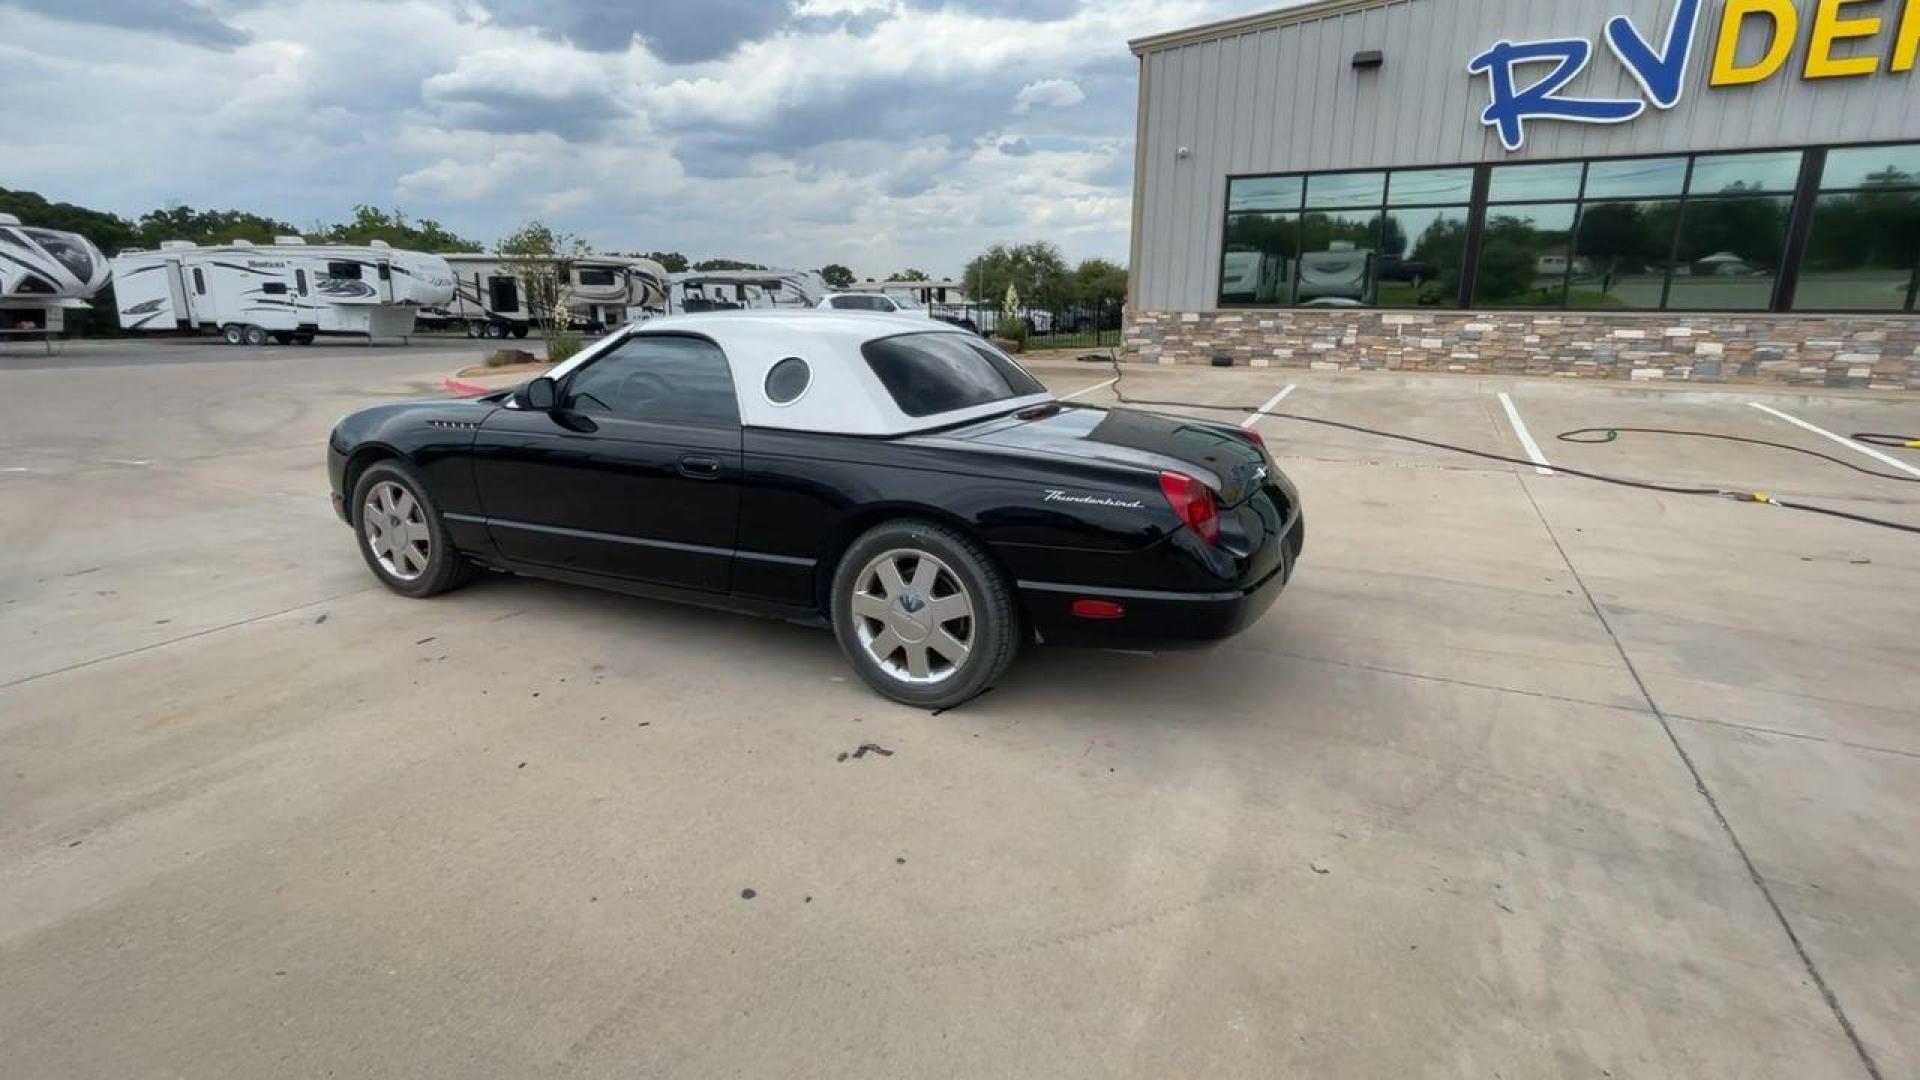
[851,548,975,685]
[362,480,431,581]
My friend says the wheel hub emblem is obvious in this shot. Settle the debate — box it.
[899,592,926,615]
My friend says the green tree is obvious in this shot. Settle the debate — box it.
[818,263,855,288]
[693,258,767,272]
[322,205,479,252]
[1410,215,1470,303]
[1474,216,1545,303]
[0,187,138,254]
[135,204,298,247]
[1071,258,1128,302]
[496,220,592,355]
[963,241,1070,308]
[890,268,930,282]
[643,251,690,273]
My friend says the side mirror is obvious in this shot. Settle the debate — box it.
[516,376,557,411]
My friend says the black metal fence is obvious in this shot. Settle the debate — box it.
[927,297,1124,352]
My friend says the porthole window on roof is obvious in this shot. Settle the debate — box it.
[765,356,811,405]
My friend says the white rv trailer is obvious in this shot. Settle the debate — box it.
[670,269,827,313]
[111,238,455,345]
[428,255,670,338]
[0,213,111,339]
[846,278,972,307]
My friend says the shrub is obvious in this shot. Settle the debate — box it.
[484,348,536,368]
[547,333,585,363]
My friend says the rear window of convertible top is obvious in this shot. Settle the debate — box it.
[861,332,1045,418]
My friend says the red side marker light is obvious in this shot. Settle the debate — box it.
[1072,599,1127,620]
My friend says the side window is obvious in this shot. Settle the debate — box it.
[192,268,206,294]
[295,269,308,295]
[327,261,362,280]
[562,335,739,428]
[377,263,392,281]
[262,282,289,295]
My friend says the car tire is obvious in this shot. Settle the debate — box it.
[830,520,1019,710]
[221,324,245,346]
[350,461,475,599]
[511,325,529,340]
[243,324,270,347]
[464,321,483,339]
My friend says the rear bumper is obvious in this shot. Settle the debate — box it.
[1018,516,1299,649]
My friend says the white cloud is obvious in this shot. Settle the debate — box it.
[1012,78,1086,114]
[0,0,1271,275]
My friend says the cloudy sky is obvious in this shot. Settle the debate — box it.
[0,0,1282,277]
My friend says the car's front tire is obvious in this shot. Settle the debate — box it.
[351,461,474,598]
[830,520,1019,709]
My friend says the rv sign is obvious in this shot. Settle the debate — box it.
[1469,0,1920,151]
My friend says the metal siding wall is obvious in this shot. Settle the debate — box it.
[1134,0,1920,311]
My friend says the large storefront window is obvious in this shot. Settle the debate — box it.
[1219,141,1920,315]
[1794,146,1920,313]
[1472,150,1800,312]
[1222,167,1470,309]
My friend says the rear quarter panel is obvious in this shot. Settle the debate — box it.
[735,428,1225,609]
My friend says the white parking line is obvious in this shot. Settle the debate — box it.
[1749,402,1920,479]
[1059,377,1118,402]
[1242,384,1297,428]
[1497,392,1555,476]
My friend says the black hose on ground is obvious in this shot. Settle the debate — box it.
[1853,433,1920,450]
[1557,428,1919,484]
[1080,353,1920,537]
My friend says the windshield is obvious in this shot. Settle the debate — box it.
[832,295,895,311]
[861,332,1045,417]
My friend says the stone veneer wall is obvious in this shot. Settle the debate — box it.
[1122,309,1920,391]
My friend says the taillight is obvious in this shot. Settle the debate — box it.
[1159,471,1221,545]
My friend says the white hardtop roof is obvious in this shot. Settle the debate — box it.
[548,310,1055,437]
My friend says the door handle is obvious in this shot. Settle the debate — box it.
[678,454,723,479]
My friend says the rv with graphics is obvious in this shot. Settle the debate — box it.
[671,269,827,313]
[427,255,671,338]
[111,239,455,345]
[0,213,111,337]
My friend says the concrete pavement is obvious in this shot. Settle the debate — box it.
[1,340,1915,1078]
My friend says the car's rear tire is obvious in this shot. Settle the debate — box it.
[221,324,245,346]
[351,461,475,599]
[830,520,1019,709]
[243,324,270,347]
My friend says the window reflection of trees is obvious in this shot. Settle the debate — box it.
[1219,144,1919,312]
[1796,165,1920,312]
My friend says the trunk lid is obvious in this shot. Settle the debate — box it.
[945,405,1273,506]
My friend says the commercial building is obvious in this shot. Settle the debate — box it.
[1125,0,1920,389]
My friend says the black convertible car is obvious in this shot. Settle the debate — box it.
[328,313,1304,708]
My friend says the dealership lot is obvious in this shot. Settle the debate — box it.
[2,340,1916,1078]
